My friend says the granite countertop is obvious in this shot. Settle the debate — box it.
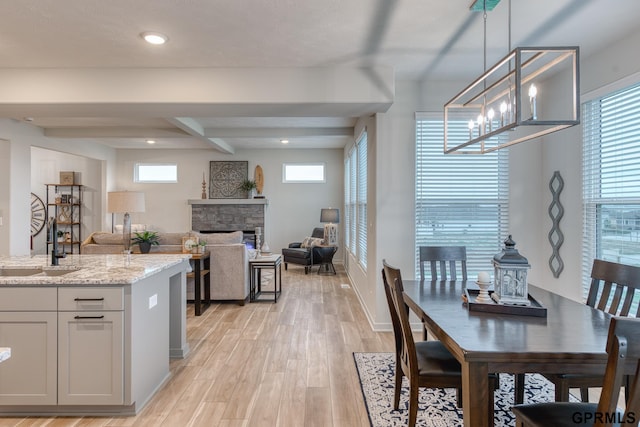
[0,254,192,286]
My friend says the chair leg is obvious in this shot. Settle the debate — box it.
[514,373,525,404]
[488,379,495,427]
[284,263,288,270]
[579,387,590,402]
[393,363,402,410]
[554,379,570,402]
[408,380,419,427]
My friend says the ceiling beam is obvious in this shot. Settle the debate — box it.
[168,117,235,154]
[203,127,353,138]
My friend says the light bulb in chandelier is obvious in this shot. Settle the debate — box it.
[500,101,508,127]
[529,84,538,120]
[487,108,495,132]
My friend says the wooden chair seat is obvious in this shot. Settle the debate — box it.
[540,259,640,402]
[512,316,640,426]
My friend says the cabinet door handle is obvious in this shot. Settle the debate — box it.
[74,297,105,301]
[74,315,105,319]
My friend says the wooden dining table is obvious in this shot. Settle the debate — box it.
[402,279,614,427]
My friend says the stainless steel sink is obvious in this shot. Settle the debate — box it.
[0,268,44,276]
[0,267,81,277]
[40,268,79,276]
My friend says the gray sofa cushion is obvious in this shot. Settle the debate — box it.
[196,231,243,245]
[92,233,124,245]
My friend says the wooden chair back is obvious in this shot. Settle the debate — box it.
[419,246,467,281]
[595,316,640,426]
[382,260,418,379]
[382,265,402,359]
[587,259,640,317]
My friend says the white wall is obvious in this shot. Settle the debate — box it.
[534,29,640,299]
[0,118,116,256]
[356,27,640,330]
[113,148,344,260]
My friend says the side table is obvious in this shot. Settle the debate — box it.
[187,251,211,315]
[249,254,282,303]
[313,245,337,275]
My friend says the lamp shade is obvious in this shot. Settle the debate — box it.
[320,208,339,224]
[107,191,145,213]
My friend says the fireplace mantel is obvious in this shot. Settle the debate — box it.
[188,199,269,205]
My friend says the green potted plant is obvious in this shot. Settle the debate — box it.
[239,179,257,198]
[132,231,160,254]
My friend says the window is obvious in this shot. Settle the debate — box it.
[345,131,367,268]
[134,163,177,183]
[582,82,640,299]
[415,113,509,278]
[282,163,326,183]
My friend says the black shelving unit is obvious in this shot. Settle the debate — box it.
[45,184,83,255]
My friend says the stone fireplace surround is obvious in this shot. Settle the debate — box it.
[188,199,268,248]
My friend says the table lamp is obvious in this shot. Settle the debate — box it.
[320,208,339,246]
[108,191,145,252]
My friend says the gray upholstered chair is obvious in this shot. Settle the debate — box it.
[281,227,324,274]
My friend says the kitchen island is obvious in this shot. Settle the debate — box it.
[0,254,191,416]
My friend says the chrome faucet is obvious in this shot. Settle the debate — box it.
[48,217,66,266]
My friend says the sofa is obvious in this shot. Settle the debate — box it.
[81,230,249,304]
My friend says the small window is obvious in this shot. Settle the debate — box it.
[282,163,326,183]
[134,163,178,183]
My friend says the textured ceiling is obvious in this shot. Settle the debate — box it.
[2,0,639,151]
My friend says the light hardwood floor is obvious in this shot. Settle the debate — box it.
[0,264,393,427]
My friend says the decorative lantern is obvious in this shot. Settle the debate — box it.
[493,235,531,305]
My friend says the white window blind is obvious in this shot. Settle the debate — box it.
[357,132,368,268]
[415,113,509,278]
[344,130,368,269]
[582,82,640,299]
[345,152,357,254]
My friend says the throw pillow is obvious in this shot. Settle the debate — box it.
[301,236,325,248]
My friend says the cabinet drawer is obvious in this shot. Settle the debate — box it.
[58,287,124,311]
[0,287,57,311]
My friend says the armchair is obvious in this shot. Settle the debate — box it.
[281,227,324,274]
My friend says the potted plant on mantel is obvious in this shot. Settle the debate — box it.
[132,231,160,254]
[239,179,257,199]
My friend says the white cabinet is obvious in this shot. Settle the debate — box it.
[0,287,124,406]
[0,288,57,405]
[57,287,124,405]
[58,311,123,405]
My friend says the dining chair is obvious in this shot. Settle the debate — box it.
[512,316,640,427]
[382,259,498,427]
[541,259,640,402]
[418,246,468,341]
[419,246,468,281]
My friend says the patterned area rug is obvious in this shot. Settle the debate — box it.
[354,352,577,427]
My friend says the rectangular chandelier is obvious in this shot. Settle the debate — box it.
[444,46,580,154]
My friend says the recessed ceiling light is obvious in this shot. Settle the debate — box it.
[146,139,156,144]
[141,32,168,45]
[280,139,289,144]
